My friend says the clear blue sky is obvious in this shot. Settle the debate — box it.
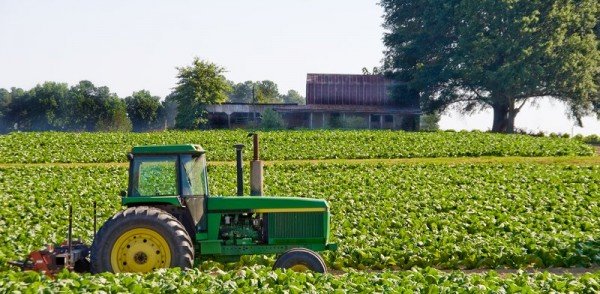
[0,0,598,134]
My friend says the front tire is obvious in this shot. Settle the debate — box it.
[273,248,327,273]
[90,206,194,273]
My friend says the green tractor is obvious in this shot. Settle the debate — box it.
[90,144,336,273]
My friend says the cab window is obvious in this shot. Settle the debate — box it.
[181,154,208,196]
[131,155,178,196]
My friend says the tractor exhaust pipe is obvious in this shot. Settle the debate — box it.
[234,144,244,196]
[252,133,259,161]
[249,133,264,196]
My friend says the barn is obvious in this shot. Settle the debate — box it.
[274,73,421,130]
[206,73,421,130]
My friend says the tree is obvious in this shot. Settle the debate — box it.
[362,67,382,75]
[2,83,69,131]
[260,108,285,129]
[65,81,105,131]
[381,0,600,133]
[254,80,281,103]
[0,81,133,132]
[125,90,163,131]
[228,80,296,104]
[280,89,305,105]
[0,88,15,132]
[96,98,132,132]
[420,113,441,131]
[228,81,254,103]
[172,58,231,129]
[28,82,70,130]
[0,89,9,131]
[65,80,130,131]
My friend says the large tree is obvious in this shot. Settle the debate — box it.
[172,58,231,129]
[125,90,163,131]
[382,0,600,132]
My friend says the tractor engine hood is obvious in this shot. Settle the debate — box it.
[207,196,329,213]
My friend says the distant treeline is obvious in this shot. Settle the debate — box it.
[0,79,304,133]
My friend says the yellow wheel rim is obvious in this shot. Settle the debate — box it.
[110,228,171,273]
[289,264,310,272]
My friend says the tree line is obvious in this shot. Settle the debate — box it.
[0,60,304,133]
[0,81,141,132]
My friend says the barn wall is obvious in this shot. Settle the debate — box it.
[306,74,392,106]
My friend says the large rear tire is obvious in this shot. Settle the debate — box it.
[90,206,194,273]
[273,248,327,273]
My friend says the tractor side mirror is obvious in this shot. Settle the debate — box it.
[120,190,127,197]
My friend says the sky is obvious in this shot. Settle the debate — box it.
[0,0,598,135]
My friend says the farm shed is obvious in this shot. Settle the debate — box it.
[206,74,421,130]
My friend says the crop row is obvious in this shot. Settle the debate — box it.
[0,130,594,163]
[1,162,598,271]
[2,267,600,293]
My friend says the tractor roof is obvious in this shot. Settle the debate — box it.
[131,144,205,155]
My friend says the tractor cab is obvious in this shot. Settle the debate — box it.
[127,144,209,231]
[128,144,208,198]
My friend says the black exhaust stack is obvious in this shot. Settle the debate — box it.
[234,144,245,196]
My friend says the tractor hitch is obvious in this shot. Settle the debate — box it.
[8,203,95,276]
[9,241,91,276]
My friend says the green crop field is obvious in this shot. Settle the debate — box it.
[3,267,600,292]
[0,130,598,292]
[0,130,593,163]
[1,163,598,271]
